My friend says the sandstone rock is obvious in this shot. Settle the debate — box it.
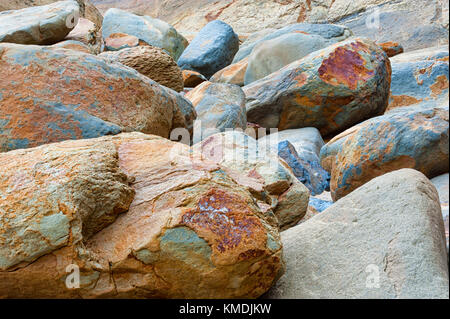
[244,38,392,137]
[387,48,449,112]
[320,106,449,201]
[50,39,91,53]
[102,8,188,61]
[244,32,329,85]
[0,0,79,45]
[182,70,208,88]
[99,46,184,92]
[210,57,248,87]
[193,131,310,230]
[233,23,352,64]
[0,132,284,298]
[178,20,239,79]
[266,169,449,299]
[185,82,246,143]
[378,41,404,57]
[104,33,139,51]
[431,174,449,251]
[0,43,195,152]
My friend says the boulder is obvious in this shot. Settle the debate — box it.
[387,48,449,112]
[50,39,91,53]
[431,174,449,251]
[244,38,392,137]
[0,0,79,45]
[266,169,449,299]
[193,131,310,230]
[377,41,404,57]
[233,23,352,64]
[0,43,195,152]
[182,70,208,88]
[244,32,329,85]
[185,82,246,143]
[102,8,188,61]
[320,106,449,201]
[390,45,449,63]
[210,57,248,87]
[99,46,184,92]
[0,132,284,298]
[177,20,239,79]
[104,33,140,51]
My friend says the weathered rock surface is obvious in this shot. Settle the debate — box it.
[182,70,208,88]
[211,57,248,87]
[266,169,449,299]
[186,82,246,143]
[99,46,184,92]
[104,32,139,51]
[244,38,392,137]
[50,39,91,53]
[193,131,310,230]
[0,0,79,45]
[431,173,449,251]
[0,43,195,152]
[177,20,239,79]
[0,133,284,298]
[378,41,404,57]
[321,106,449,201]
[102,8,187,61]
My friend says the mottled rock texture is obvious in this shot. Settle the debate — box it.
[0,43,195,152]
[244,38,392,137]
[378,41,404,57]
[193,131,310,230]
[0,0,79,45]
[320,106,449,201]
[50,39,91,53]
[0,133,284,298]
[102,8,188,61]
[99,46,184,92]
[211,57,248,87]
[186,82,246,143]
[266,169,449,299]
[177,20,239,79]
[182,70,208,88]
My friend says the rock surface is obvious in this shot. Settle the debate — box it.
[102,8,187,61]
[193,131,310,230]
[0,0,79,45]
[0,133,284,298]
[321,106,449,200]
[211,57,248,87]
[266,169,449,299]
[431,174,449,251]
[182,70,208,88]
[99,46,184,92]
[177,20,239,79]
[186,82,246,143]
[244,38,392,137]
[0,43,195,152]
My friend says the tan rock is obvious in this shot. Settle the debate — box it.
[182,70,207,88]
[210,57,248,87]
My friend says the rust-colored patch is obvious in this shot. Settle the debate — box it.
[387,94,422,110]
[377,41,403,57]
[205,0,236,22]
[430,74,449,97]
[318,44,374,90]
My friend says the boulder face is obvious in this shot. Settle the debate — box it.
[244,38,392,137]
[0,0,79,45]
[177,20,239,79]
[0,43,195,152]
[431,173,449,251]
[102,8,188,61]
[0,133,284,298]
[186,82,246,143]
[244,32,329,85]
[182,70,207,88]
[193,131,310,230]
[321,106,449,201]
[99,46,184,92]
[211,57,248,87]
[266,169,449,299]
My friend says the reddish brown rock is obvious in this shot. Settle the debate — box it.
[210,57,248,87]
[377,41,404,57]
[104,32,140,51]
[182,70,207,88]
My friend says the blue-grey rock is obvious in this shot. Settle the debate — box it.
[177,20,239,79]
[308,197,333,213]
[102,8,187,61]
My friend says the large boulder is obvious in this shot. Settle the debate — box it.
[210,57,248,87]
[266,169,449,299]
[99,46,184,92]
[102,8,187,61]
[0,43,195,152]
[387,47,449,112]
[0,0,79,45]
[185,82,246,143]
[321,106,449,201]
[177,20,239,79]
[431,174,449,251]
[0,133,284,298]
[193,131,310,230]
[244,38,392,137]
[233,23,352,64]
[244,32,328,85]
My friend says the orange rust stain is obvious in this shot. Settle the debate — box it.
[293,72,308,88]
[377,41,403,57]
[318,45,374,90]
[387,94,422,110]
[430,74,449,97]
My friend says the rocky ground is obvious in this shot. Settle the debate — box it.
[0,0,448,299]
